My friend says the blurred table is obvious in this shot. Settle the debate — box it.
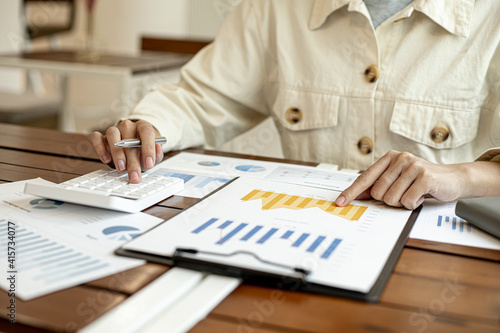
[0,123,499,332]
[0,50,191,133]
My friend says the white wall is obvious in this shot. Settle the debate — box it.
[51,0,235,55]
[0,0,24,93]
[0,0,22,53]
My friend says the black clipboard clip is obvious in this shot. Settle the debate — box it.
[173,248,310,289]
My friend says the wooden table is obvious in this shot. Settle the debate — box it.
[0,123,499,333]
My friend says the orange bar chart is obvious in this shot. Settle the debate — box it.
[241,190,367,221]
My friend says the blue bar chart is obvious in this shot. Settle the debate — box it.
[157,170,231,189]
[0,220,109,285]
[191,218,343,260]
[437,215,471,233]
[154,169,232,198]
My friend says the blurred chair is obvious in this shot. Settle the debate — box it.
[0,0,75,127]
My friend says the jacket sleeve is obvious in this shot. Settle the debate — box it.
[126,0,272,152]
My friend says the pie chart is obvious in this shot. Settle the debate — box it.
[198,161,221,167]
[102,226,141,241]
[235,165,266,172]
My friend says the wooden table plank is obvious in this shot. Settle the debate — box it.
[0,124,98,160]
[394,248,500,289]
[0,148,103,176]
[191,316,288,333]
[85,263,169,295]
[381,272,500,324]
[210,285,500,333]
[0,163,77,183]
[0,321,48,333]
[158,195,200,210]
[142,205,182,220]
[0,287,126,332]
[406,238,500,261]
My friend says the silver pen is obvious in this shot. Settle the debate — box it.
[114,137,167,148]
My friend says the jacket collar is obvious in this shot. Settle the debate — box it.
[309,0,475,38]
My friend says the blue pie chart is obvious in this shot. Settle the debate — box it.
[29,198,64,209]
[235,165,266,172]
[103,226,141,241]
[198,161,221,167]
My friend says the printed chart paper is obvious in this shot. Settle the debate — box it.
[158,153,357,197]
[410,199,500,250]
[122,177,412,293]
[0,179,163,300]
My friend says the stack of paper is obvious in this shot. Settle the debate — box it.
[0,179,163,300]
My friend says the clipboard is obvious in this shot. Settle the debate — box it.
[116,177,420,302]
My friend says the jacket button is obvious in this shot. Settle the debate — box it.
[364,65,379,83]
[430,126,450,143]
[357,137,373,154]
[285,107,302,124]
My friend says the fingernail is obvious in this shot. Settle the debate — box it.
[129,171,140,183]
[101,154,111,164]
[145,157,154,169]
[117,160,126,172]
[336,196,346,206]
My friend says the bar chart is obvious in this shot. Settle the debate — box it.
[241,189,367,221]
[437,215,472,233]
[190,217,343,260]
[0,220,109,285]
[156,170,230,188]
[154,169,232,198]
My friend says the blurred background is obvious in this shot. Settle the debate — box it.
[0,0,282,157]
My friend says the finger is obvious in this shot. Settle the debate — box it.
[400,173,432,210]
[401,192,425,210]
[155,142,164,164]
[336,151,397,206]
[369,159,404,202]
[117,120,142,183]
[106,127,128,172]
[136,120,157,170]
[124,148,142,183]
[354,187,373,200]
[381,165,421,208]
[89,131,111,164]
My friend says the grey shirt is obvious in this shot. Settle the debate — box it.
[364,0,414,28]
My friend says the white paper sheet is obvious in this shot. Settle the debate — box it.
[158,153,357,198]
[265,165,358,192]
[410,199,500,250]
[122,177,412,293]
[0,179,164,300]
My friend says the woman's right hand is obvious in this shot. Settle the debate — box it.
[89,119,164,184]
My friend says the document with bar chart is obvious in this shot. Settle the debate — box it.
[119,177,417,300]
[0,179,163,300]
[410,199,500,250]
[157,152,358,197]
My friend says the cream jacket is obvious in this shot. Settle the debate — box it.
[129,0,500,170]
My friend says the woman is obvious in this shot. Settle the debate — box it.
[91,0,500,209]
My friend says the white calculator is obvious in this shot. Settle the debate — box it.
[24,168,184,213]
